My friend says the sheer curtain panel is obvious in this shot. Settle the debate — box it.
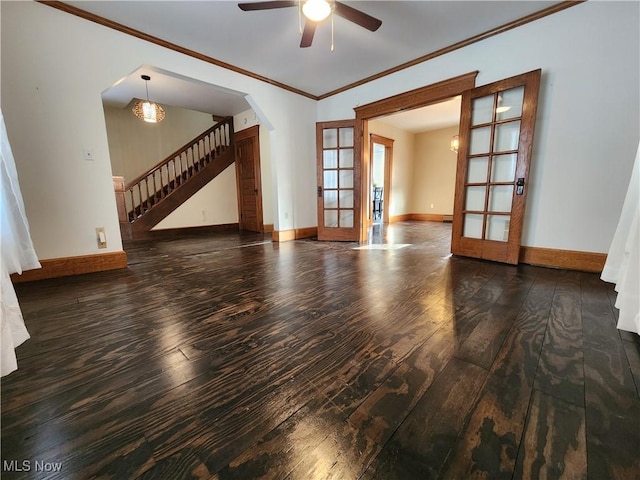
[1,110,41,376]
[601,142,640,335]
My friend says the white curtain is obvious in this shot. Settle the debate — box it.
[0,109,41,377]
[601,142,640,335]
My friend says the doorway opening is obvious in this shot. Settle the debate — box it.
[354,72,479,243]
[369,134,393,226]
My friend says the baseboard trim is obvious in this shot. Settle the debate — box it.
[141,223,239,239]
[390,214,412,223]
[263,224,274,234]
[519,246,606,273]
[390,213,449,223]
[409,213,445,222]
[272,227,318,242]
[11,251,128,283]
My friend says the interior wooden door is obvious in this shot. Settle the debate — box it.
[316,120,360,241]
[451,69,541,264]
[235,125,263,233]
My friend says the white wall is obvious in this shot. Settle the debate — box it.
[319,1,640,253]
[1,1,316,260]
[413,125,459,215]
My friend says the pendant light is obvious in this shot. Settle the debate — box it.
[132,75,165,124]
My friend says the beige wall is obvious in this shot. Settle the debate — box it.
[368,120,415,218]
[369,120,458,220]
[412,125,459,216]
[104,104,214,183]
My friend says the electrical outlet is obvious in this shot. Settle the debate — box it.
[96,227,107,249]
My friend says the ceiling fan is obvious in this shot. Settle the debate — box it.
[238,0,382,48]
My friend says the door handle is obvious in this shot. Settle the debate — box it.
[516,177,525,195]
[318,186,323,198]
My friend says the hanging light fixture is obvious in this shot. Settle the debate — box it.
[132,75,165,124]
[450,135,459,153]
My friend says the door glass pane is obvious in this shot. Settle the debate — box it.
[467,157,489,183]
[465,186,486,211]
[339,190,354,208]
[324,170,337,188]
[472,95,494,125]
[324,210,338,228]
[339,210,354,228]
[496,87,524,121]
[487,215,510,242]
[463,214,483,239]
[324,190,338,208]
[323,150,337,169]
[339,127,354,147]
[323,129,337,148]
[339,170,353,188]
[469,127,491,155]
[494,121,520,152]
[488,185,514,212]
[339,149,354,168]
[491,154,517,182]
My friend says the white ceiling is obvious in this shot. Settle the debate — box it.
[102,65,252,117]
[61,0,567,129]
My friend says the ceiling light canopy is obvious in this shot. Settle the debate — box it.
[302,0,332,22]
[132,75,165,124]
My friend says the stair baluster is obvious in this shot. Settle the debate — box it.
[119,117,235,234]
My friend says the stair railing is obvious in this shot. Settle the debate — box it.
[123,117,233,223]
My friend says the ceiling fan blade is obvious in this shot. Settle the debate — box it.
[334,1,382,32]
[238,1,297,11]
[300,19,316,48]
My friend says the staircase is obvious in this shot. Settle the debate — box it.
[115,117,235,239]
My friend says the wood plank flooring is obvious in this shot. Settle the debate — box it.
[2,222,639,479]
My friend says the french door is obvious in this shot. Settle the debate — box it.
[316,120,360,241]
[451,69,541,264]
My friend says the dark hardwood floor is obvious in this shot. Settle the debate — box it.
[2,222,639,479]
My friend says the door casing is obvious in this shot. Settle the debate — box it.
[354,71,479,242]
[234,125,263,233]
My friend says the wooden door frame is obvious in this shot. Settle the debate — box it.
[369,134,394,225]
[354,71,479,242]
[234,125,264,232]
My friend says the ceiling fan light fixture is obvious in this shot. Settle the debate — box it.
[132,75,166,124]
[302,0,332,22]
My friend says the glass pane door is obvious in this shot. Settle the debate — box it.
[317,121,359,241]
[462,86,522,242]
[452,70,541,264]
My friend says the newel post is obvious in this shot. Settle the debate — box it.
[112,176,127,223]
